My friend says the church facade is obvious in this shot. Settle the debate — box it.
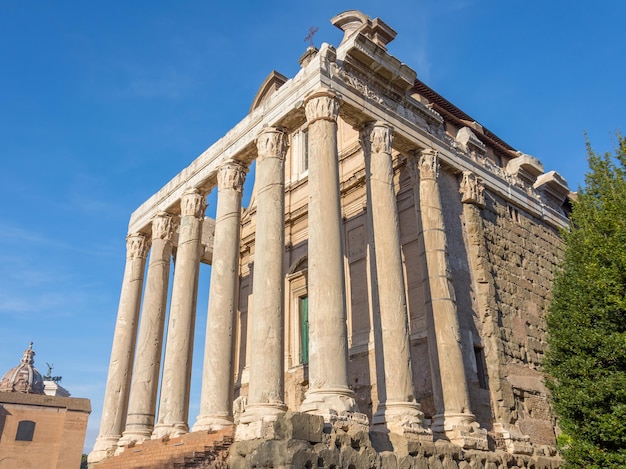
[90,11,569,468]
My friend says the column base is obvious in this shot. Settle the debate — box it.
[300,386,360,418]
[151,421,189,440]
[88,436,119,465]
[115,429,152,454]
[493,422,533,454]
[371,401,432,441]
[432,413,488,450]
[191,415,234,433]
[235,403,287,441]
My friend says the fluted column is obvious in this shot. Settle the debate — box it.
[193,160,247,431]
[361,122,429,437]
[411,150,486,448]
[89,233,149,463]
[240,128,288,423]
[152,189,206,439]
[300,89,360,420]
[118,212,175,447]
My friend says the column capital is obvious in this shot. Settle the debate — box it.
[459,171,485,207]
[360,121,394,155]
[151,212,176,242]
[418,148,439,181]
[256,127,288,163]
[217,160,247,192]
[180,188,207,218]
[126,232,149,260]
[304,89,339,124]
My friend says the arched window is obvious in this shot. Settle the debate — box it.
[15,420,35,441]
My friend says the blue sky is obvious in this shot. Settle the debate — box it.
[0,1,624,452]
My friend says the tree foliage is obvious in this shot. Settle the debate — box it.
[545,134,626,468]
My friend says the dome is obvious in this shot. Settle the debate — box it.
[0,342,45,394]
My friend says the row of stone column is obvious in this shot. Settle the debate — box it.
[90,157,249,462]
[91,87,486,464]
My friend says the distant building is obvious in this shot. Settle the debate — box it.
[0,343,91,469]
[90,10,569,468]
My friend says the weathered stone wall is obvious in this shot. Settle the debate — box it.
[479,191,562,446]
[228,412,561,469]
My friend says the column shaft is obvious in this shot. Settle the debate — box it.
[89,234,149,463]
[413,150,485,447]
[300,90,358,418]
[241,128,288,421]
[362,123,428,435]
[119,213,175,445]
[193,161,246,431]
[153,190,206,438]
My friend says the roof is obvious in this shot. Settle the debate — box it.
[411,79,518,156]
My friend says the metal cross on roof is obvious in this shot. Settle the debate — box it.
[304,26,319,47]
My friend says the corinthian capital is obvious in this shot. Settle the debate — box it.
[256,127,288,163]
[361,122,393,155]
[217,160,247,192]
[126,233,149,260]
[304,90,339,124]
[180,188,207,218]
[418,149,439,180]
[459,171,485,207]
[151,212,176,242]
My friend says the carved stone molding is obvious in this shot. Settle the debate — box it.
[180,188,207,218]
[361,121,393,155]
[217,160,247,193]
[418,149,439,181]
[304,90,339,124]
[126,232,149,260]
[152,212,176,242]
[460,171,485,207]
[256,127,288,162]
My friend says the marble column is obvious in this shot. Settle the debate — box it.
[89,233,149,463]
[240,128,288,423]
[118,212,176,447]
[361,122,429,437]
[412,149,486,448]
[193,160,247,431]
[152,189,206,439]
[300,89,360,420]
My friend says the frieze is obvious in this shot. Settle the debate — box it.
[180,188,207,218]
[218,160,247,193]
[126,233,149,260]
[335,60,443,133]
[256,128,288,162]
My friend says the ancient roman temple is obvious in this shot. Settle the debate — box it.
[89,11,570,469]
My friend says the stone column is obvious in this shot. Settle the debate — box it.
[89,233,149,463]
[300,90,361,421]
[411,150,486,449]
[152,189,206,439]
[239,128,288,423]
[193,160,247,431]
[118,212,176,447]
[361,122,430,438]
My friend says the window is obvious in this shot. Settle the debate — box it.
[15,420,35,441]
[300,296,309,365]
[291,128,309,180]
[474,347,488,390]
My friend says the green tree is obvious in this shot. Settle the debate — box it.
[545,135,626,468]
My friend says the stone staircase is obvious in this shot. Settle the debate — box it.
[93,428,234,469]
